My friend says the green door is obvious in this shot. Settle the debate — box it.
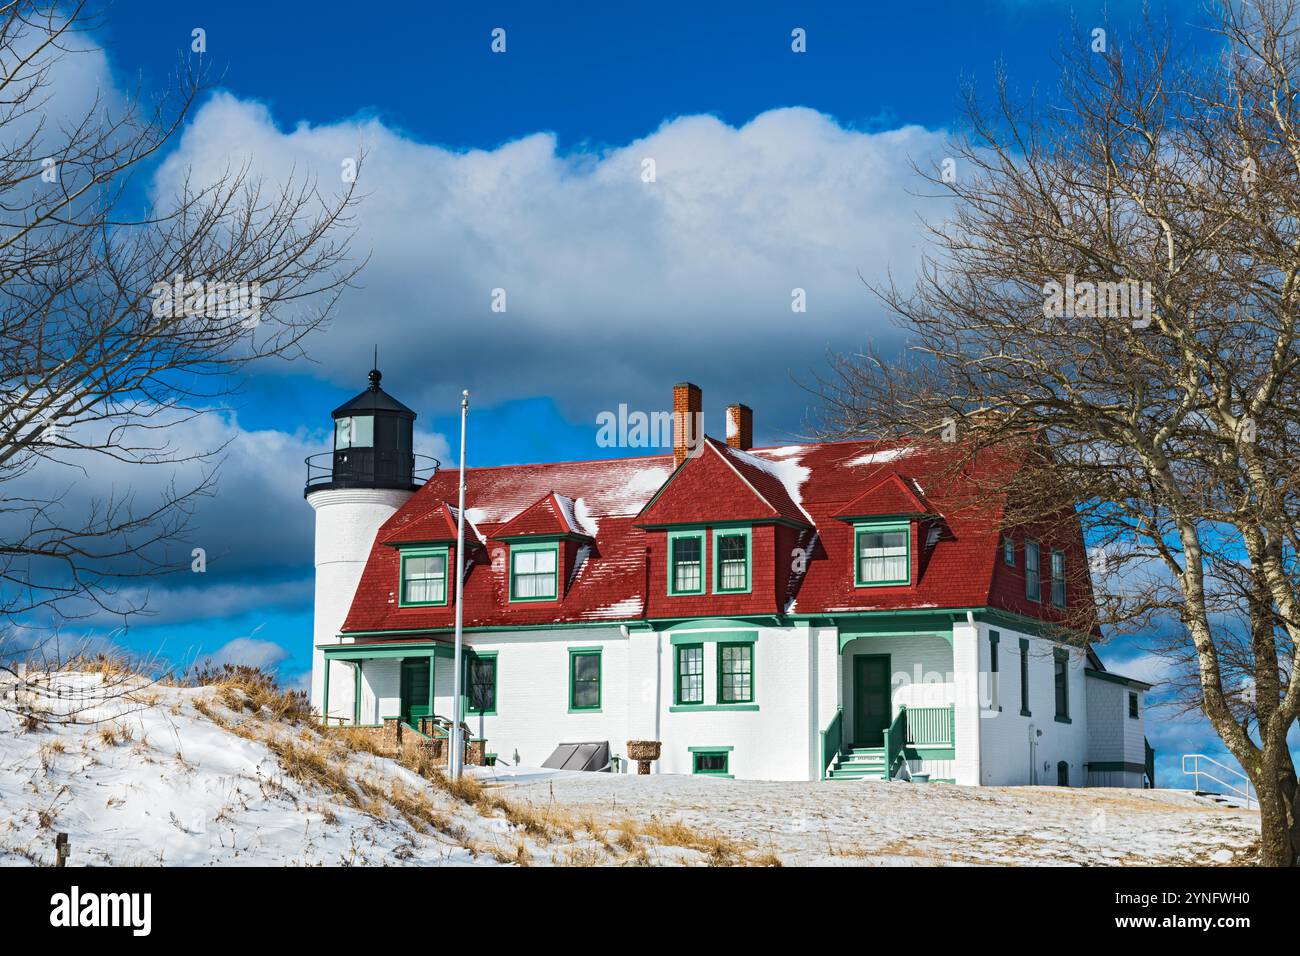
[853,655,891,746]
[400,657,432,726]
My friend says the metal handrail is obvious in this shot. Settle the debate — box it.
[303,451,439,490]
[1181,753,1256,808]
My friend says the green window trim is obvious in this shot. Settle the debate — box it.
[464,651,498,716]
[667,528,706,595]
[398,545,450,607]
[1003,536,1015,566]
[675,643,704,705]
[568,647,602,712]
[690,748,732,777]
[713,526,752,594]
[853,520,911,587]
[1019,637,1032,717]
[1053,647,1070,722]
[1128,691,1139,719]
[717,642,754,704]
[1025,539,1042,602]
[509,540,560,603]
[670,703,759,713]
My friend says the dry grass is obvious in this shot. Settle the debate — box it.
[97,722,134,747]
[186,664,311,724]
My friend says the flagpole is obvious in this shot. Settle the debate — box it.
[450,389,469,779]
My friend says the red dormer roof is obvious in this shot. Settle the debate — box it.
[383,500,484,546]
[636,437,813,528]
[833,472,933,520]
[337,435,1092,636]
[492,491,595,540]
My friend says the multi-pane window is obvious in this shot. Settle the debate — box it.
[334,414,374,449]
[401,550,447,605]
[716,532,748,591]
[1020,638,1031,716]
[1050,550,1066,607]
[1003,536,1015,566]
[692,751,729,775]
[856,524,909,585]
[511,546,557,600]
[1129,691,1139,719]
[569,650,601,710]
[718,643,753,703]
[1025,540,1041,601]
[467,656,496,714]
[671,534,703,593]
[1054,649,1070,721]
[676,644,704,704]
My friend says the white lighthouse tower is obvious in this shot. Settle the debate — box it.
[306,366,424,722]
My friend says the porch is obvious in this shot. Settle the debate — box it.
[319,641,489,766]
[821,631,958,781]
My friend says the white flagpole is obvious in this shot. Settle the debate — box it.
[450,389,469,779]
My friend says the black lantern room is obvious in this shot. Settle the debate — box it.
[304,367,429,495]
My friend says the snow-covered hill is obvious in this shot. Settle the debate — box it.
[0,670,1261,867]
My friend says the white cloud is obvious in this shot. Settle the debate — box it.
[5,406,449,624]
[153,98,952,432]
[204,635,292,670]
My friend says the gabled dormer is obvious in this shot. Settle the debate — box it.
[383,500,485,608]
[491,492,596,603]
[636,437,811,616]
[834,473,938,588]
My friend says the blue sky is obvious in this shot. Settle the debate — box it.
[49,0,1264,785]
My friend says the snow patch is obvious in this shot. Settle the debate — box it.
[846,447,915,467]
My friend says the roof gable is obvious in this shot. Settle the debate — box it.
[635,438,811,527]
[833,473,932,520]
[383,500,483,546]
[492,491,595,540]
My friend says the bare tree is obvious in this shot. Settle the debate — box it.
[0,2,361,646]
[821,1,1300,865]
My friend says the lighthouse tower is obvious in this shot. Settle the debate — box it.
[305,366,422,722]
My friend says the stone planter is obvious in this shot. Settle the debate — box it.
[626,739,661,775]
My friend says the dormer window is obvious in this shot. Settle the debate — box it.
[334,414,374,449]
[399,546,448,607]
[854,521,910,587]
[510,541,559,601]
[714,527,752,593]
[668,530,705,595]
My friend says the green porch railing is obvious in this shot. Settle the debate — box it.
[819,707,843,780]
[904,705,955,746]
[884,705,908,780]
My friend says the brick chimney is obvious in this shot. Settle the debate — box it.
[673,382,702,469]
[725,403,753,451]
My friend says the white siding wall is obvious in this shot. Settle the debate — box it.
[454,628,630,767]
[1085,674,1147,787]
[977,623,1089,786]
[359,658,401,724]
[657,625,813,781]
[952,618,982,786]
[340,619,1128,787]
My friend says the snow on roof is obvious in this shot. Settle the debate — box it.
[846,446,916,467]
[732,444,814,524]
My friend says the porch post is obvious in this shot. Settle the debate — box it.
[321,656,331,726]
[427,653,435,725]
[951,613,982,786]
[353,662,362,725]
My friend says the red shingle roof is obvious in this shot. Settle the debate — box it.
[339,436,1090,635]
